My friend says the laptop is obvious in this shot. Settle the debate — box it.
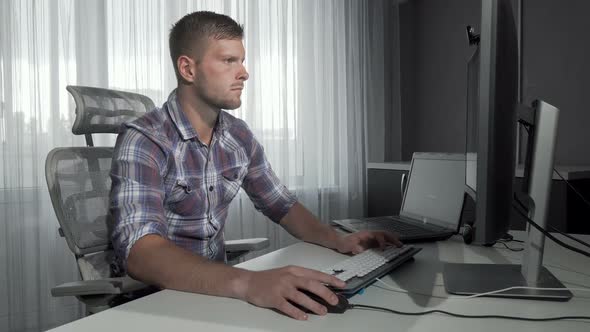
[332,152,466,242]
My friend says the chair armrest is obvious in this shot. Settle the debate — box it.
[52,280,122,297]
[116,276,148,293]
[225,238,269,253]
[51,277,147,297]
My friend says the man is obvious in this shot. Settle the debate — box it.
[110,11,400,321]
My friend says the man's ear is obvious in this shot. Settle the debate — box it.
[177,55,196,83]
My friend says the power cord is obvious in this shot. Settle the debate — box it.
[514,181,590,250]
[512,198,590,258]
[494,240,524,252]
[348,303,590,321]
[552,166,590,210]
[508,238,525,243]
[547,224,590,250]
[527,169,590,249]
[498,232,524,243]
[519,121,590,230]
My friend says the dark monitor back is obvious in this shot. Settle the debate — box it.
[467,0,519,244]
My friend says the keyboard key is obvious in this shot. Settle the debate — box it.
[321,245,414,282]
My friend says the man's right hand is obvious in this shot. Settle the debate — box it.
[238,266,346,320]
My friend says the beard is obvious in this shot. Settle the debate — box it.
[194,76,242,110]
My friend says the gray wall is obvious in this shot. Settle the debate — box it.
[523,1,590,165]
[366,2,403,162]
[399,0,480,160]
[398,0,590,165]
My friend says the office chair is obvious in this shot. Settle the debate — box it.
[45,86,268,314]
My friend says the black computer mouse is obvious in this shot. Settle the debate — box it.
[297,290,350,314]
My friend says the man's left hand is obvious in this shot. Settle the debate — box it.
[334,230,403,255]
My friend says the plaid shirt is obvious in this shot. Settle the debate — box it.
[110,90,297,271]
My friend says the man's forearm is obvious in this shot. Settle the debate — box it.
[279,202,343,249]
[126,234,252,300]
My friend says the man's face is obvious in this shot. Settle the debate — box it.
[193,38,249,110]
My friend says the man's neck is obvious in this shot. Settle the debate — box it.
[177,86,219,146]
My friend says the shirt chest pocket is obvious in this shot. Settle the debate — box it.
[220,165,248,204]
[167,176,207,217]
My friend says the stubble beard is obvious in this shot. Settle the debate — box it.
[195,77,241,111]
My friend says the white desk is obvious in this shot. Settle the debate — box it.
[50,232,590,331]
[367,162,590,180]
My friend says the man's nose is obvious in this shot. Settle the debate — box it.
[238,64,249,81]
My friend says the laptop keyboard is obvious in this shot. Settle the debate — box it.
[351,217,434,236]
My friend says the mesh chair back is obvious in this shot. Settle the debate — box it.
[46,147,115,256]
[46,86,151,257]
[44,86,154,300]
[67,85,155,135]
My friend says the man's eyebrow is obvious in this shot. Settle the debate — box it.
[220,54,246,62]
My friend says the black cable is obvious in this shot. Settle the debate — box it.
[513,194,590,252]
[512,201,590,258]
[349,304,590,321]
[497,233,524,244]
[514,192,529,212]
[494,241,524,252]
[514,124,590,250]
[552,167,590,209]
[548,224,590,250]
[519,123,590,216]
[550,168,590,247]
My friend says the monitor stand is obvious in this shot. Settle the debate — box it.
[444,100,572,301]
[444,263,571,301]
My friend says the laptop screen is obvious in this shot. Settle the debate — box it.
[401,154,465,230]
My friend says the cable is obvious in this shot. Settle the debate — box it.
[349,304,590,322]
[517,171,590,250]
[512,201,590,258]
[497,233,524,243]
[497,238,524,244]
[552,167,590,209]
[513,174,590,251]
[548,224,590,249]
[494,241,524,251]
[459,286,590,299]
[518,122,590,244]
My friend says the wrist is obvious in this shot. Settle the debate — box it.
[230,268,254,301]
[328,230,346,251]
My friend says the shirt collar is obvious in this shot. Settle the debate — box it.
[166,89,229,143]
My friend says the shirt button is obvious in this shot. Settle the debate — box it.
[209,185,214,191]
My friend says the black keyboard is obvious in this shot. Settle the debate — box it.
[323,245,422,296]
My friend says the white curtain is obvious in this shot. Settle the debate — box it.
[0,0,396,330]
